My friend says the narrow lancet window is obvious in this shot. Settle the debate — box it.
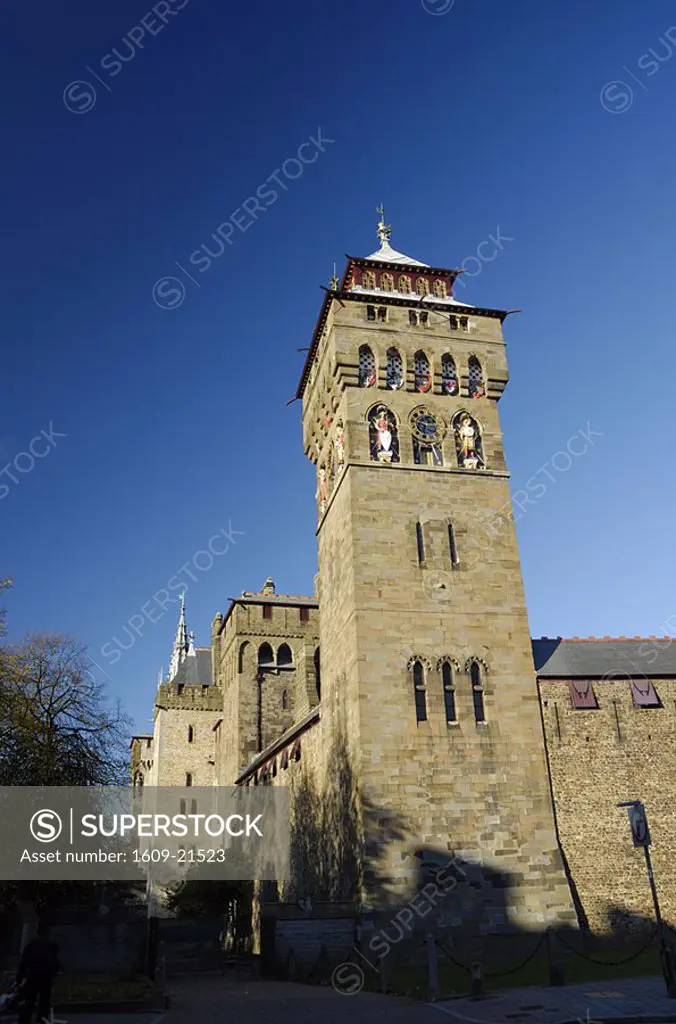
[442,663,457,723]
[413,660,427,722]
[416,521,425,565]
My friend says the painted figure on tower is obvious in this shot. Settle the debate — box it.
[454,412,484,469]
[369,406,399,464]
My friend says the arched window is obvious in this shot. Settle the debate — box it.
[258,642,274,668]
[314,648,321,700]
[187,725,194,744]
[441,354,458,395]
[468,356,485,398]
[238,642,249,673]
[412,660,427,722]
[381,272,394,292]
[362,270,376,290]
[368,405,400,463]
[358,345,376,388]
[470,661,486,723]
[433,279,447,298]
[398,275,412,294]
[416,277,430,296]
[386,347,404,390]
[277,643,293,668]
[453,411,484,469]
[281,689,289,710]
[414,351,432,393]
[442,663,457,723]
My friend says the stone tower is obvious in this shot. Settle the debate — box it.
[211,581,320,786]
[143,597,221,788]
[296,215,576,929]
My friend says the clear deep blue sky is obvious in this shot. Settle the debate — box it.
[2,0,675,733]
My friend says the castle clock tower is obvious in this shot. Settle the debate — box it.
[296,215,575,929]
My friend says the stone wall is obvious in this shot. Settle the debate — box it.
[150,696,220,787]
[50,921,146,975]
[213,600,319,785]
[539,676,676,932]
[275,917,355,971]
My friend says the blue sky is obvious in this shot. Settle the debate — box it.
[2,0,676,733]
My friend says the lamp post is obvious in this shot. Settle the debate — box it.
[617,800,675,997]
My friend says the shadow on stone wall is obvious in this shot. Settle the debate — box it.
[288,723,406,904]
[284,740,673,986]
[353,843,672,989]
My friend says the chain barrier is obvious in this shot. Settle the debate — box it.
[556,927,658,966]
[484,932,547,978]
[437,941,471,973]
[437,932,545,979]
[304,946,324,981]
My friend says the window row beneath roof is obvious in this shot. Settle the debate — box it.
[244,740,303,786]
[260,604,312,623]
[365,305,475,331]
[358,346,485,397]
[567,680,662,709]
[358,270,450,298]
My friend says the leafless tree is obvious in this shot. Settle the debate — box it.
[0,634,131,786]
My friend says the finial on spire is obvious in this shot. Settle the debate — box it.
[329,261,339,291]
[168,593,189,680]
[376,203,392,246]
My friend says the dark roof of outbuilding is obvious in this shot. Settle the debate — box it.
[532,637,676,678]
[172,647,213,686]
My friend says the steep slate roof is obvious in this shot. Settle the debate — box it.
[172,647,213,686]
[532,637,676,678]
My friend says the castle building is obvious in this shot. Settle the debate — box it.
[132,217,676,956]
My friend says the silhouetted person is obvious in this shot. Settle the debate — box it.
[16,921,60,1024]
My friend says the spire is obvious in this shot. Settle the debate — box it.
[365,205,428,267]
[376,203,392,246]
[168,593,189,680]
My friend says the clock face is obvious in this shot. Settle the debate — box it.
[410,407,445,444]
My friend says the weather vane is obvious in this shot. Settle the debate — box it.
[329,261,339,291]
[376,203,392,245]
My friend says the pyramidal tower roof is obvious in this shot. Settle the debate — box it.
[168,593,189,681]
[364,205,428,267]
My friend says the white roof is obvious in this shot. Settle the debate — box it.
[364,240,428,267]
[351,285,474,308]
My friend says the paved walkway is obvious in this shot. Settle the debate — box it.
[70,973,674,1024]
[432,975,676,1024]
[165,973,436,1024]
